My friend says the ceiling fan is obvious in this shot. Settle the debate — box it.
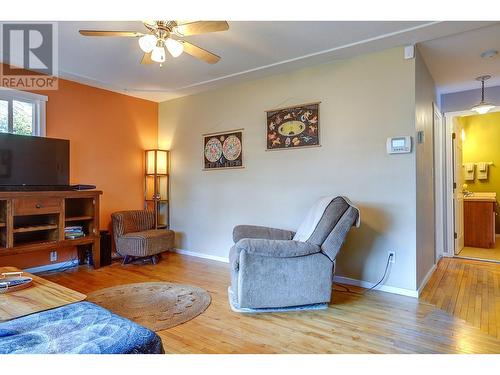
[79,21,229,65]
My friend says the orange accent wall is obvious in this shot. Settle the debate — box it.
[34,78,158,230]
[0,70,158,269]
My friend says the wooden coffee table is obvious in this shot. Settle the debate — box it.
[0,266,86,322]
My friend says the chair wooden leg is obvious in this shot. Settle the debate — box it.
[151,255,159,265]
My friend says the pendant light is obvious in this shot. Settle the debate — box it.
[471,75,495,115]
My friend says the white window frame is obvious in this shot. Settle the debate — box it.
[0,88,48,137]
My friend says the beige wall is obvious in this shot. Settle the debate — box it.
[159,47,420,291]
[415,48,437,288]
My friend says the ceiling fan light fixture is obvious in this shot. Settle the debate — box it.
[138,34,157,53]
[165,38,184,57]
[143,20,157,27]
[151,40,166,63]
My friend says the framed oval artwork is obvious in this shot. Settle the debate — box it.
[203,129,243,170]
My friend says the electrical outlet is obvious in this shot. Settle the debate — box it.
[388,251,396,264]
[50,251,57,262]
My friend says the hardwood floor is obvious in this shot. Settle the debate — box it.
[42,252,500,353]
[420,256,500,340]
[458,237,500,262]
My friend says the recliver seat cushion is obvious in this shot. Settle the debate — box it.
[117,229,174,257]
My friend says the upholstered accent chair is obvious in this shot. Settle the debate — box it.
[111,210,174,265]
[229,196,359,312]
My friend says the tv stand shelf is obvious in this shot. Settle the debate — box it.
[65,215,94,222]
[13,224,58,233]
[0,190,102,268]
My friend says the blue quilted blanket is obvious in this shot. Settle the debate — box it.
[0,302,164,354]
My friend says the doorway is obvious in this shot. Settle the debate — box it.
[441,109,500,262]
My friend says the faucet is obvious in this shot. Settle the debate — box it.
[462,184,473,197]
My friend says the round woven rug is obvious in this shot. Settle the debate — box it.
[87,282,211,331]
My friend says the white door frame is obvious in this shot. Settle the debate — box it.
[433,105,445,262]
[440,107,500,257]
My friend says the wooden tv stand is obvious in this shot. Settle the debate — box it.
[0,190,102,269]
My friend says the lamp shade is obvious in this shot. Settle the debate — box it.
[151,45,166,63]
[166,38,184,57]
[138,34,157,53]
[146,149,168,175]
[471,102,495,115]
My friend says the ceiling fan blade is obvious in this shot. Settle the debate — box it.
[182,41,221,64]
[141,52,153,64]
[79,30,144,37]
[174,21,229,36]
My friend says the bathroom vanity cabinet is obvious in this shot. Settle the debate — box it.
[464,199,496,248]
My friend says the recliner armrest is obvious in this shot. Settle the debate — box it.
[232,225,295,243]
[234,238,321,258]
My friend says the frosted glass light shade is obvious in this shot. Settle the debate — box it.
[151,45,166,63]
[471,102,495,115]
[165,38,184,57]
[138,35,157,53]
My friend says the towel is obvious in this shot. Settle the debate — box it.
[477,162,489,180]
[293,196,360,242]
[464,163,475,181]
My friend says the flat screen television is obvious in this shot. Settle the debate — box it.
[0,133,70,190]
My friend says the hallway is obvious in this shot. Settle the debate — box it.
[421,257,500,339]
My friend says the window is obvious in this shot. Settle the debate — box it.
[0,89,47,137]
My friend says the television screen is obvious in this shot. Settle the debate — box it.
[0,133,69,188]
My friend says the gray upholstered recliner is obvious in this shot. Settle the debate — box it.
[228,196,359,312]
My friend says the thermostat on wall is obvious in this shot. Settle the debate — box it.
[387,136,412,154]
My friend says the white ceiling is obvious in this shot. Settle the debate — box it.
[54,21,498,102]
[419,23,500,95]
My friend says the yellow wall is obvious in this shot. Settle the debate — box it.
[461,111,500,233]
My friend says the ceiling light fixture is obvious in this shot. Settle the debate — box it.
[79,21,229,66]
[480,49,498,59]
[165,38,184,57]
[471,75,495,115]
[151,39,166,63]
[138,34,157,53]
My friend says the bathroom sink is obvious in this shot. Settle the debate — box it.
[464,192,497,201]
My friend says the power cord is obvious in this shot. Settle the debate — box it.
[333,253,393,295]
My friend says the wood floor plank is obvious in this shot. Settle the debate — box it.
[39,253,500,354]
[422,257,500,344]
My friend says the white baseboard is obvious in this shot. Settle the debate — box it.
[171,248,417,298]
[25,259,79,274]
[170,248,229,263]
[417,263,437,297]
[333,275,418,298]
